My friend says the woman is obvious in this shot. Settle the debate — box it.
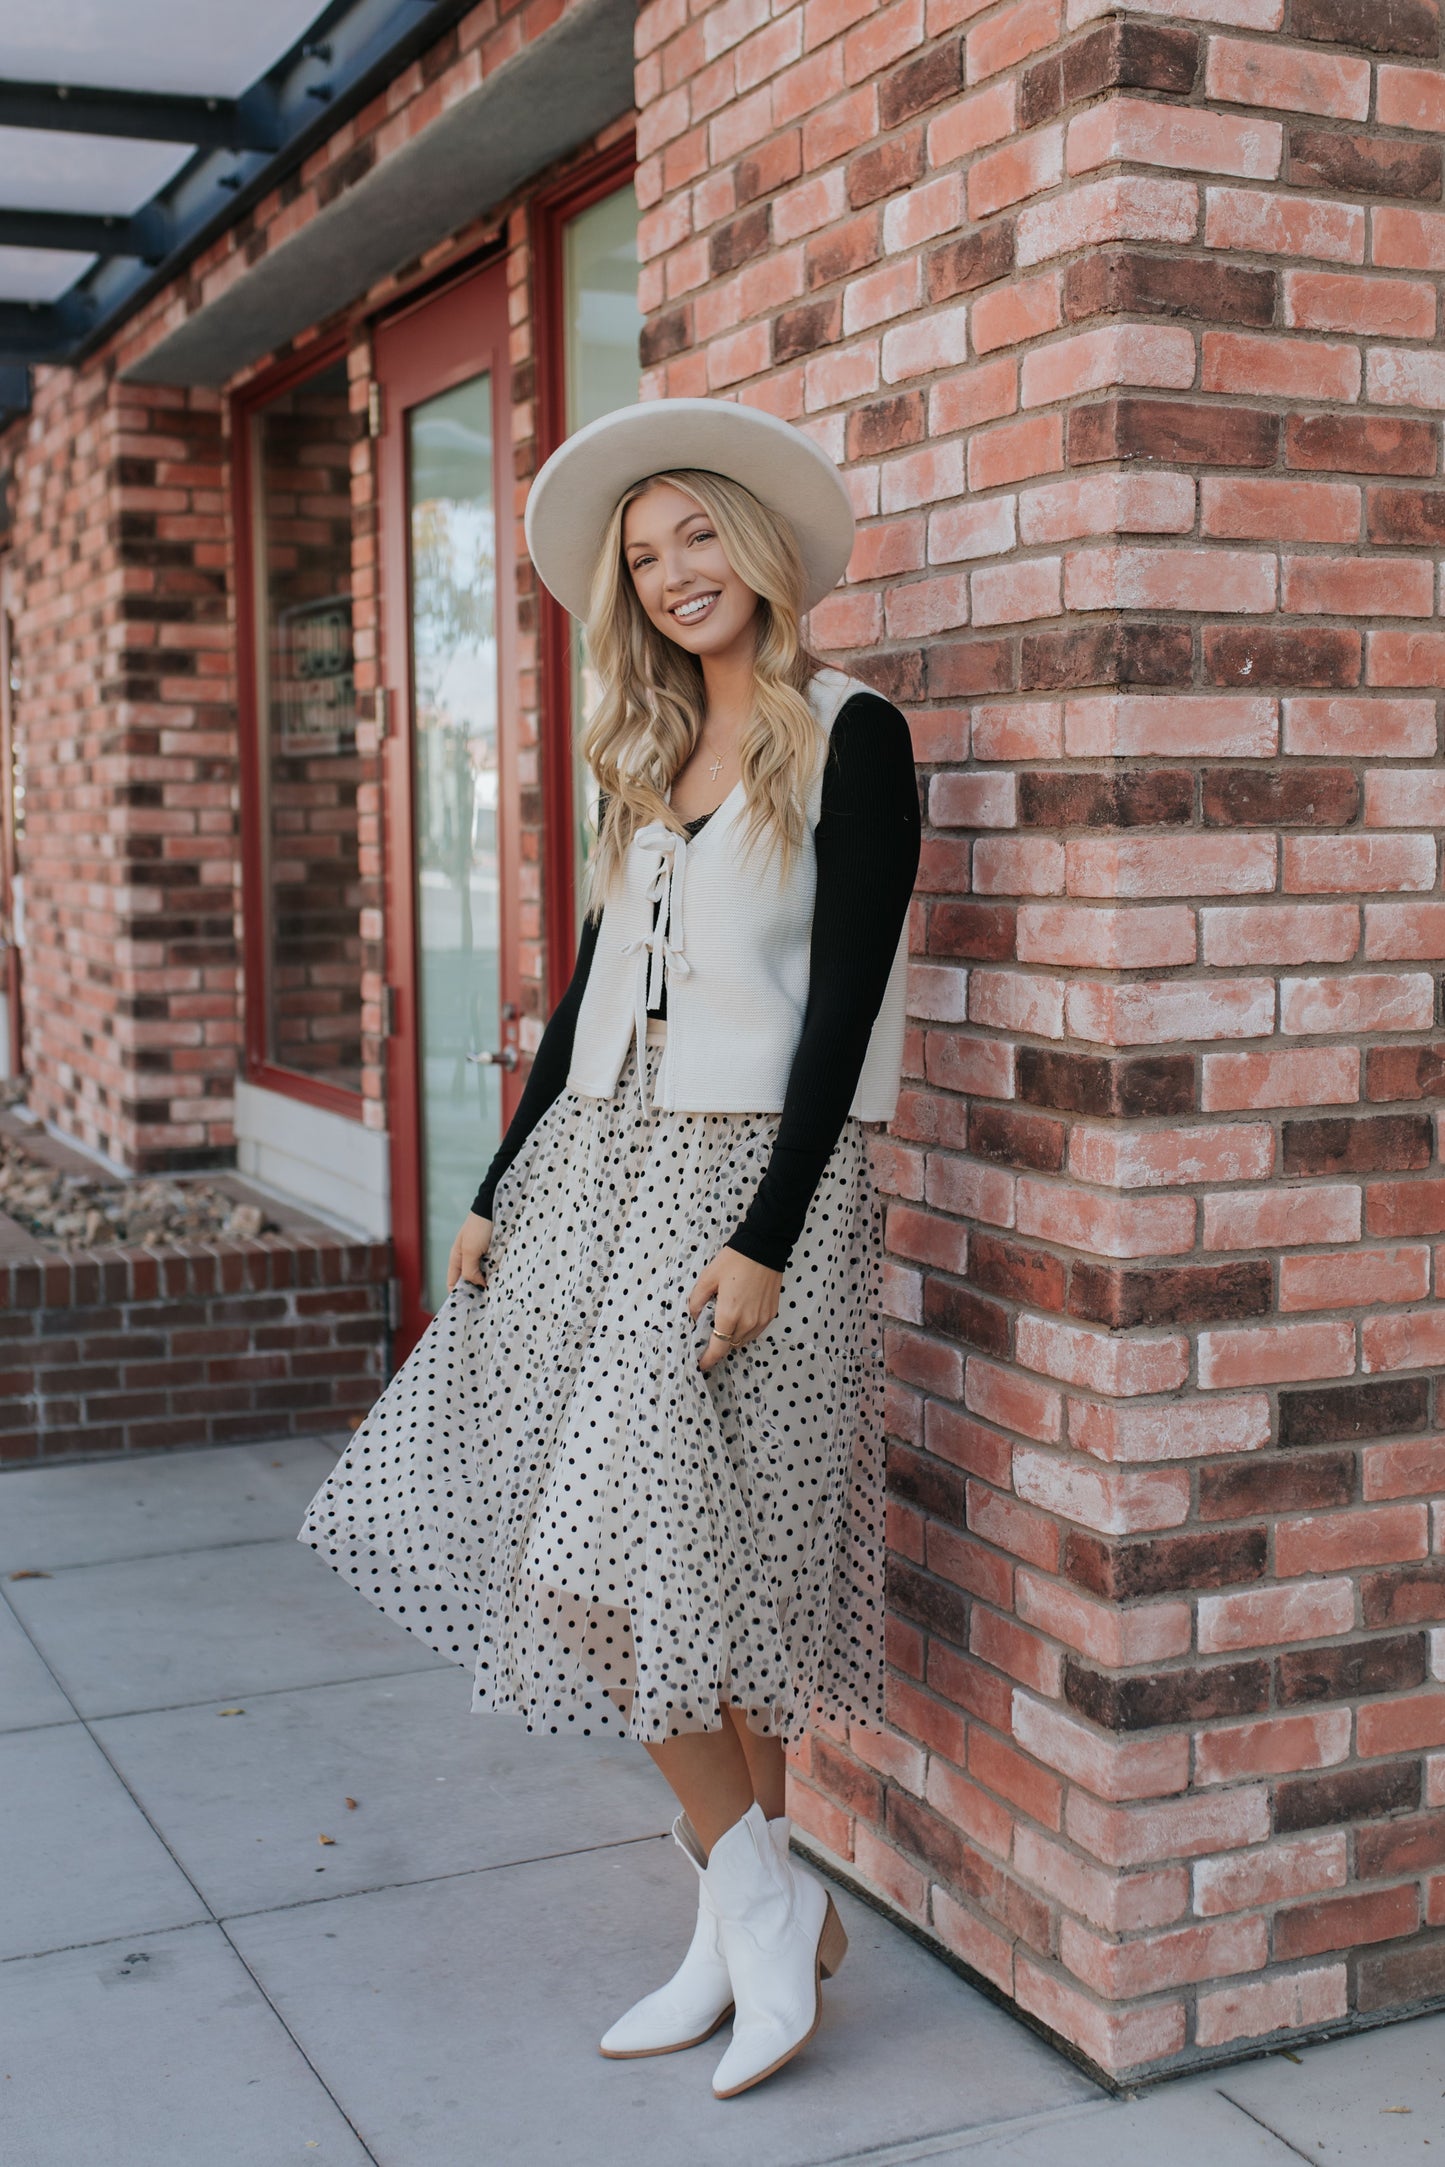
[299,398,920,2099]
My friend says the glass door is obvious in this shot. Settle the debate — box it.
[407,372,505,1314]
[376,269,518,1353]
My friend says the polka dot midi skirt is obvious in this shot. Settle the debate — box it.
[298,1029,888,1745]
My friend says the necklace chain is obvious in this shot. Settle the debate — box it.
[691,722,739,788]
[698,734,735,782]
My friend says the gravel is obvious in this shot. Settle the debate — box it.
[0,1113,280,1254]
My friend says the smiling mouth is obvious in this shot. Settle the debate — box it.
[670,591,720,625]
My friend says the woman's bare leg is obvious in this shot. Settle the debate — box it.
[645,1701,789,1853]
[724,1706,786,1821]
[646,1721,755,1856]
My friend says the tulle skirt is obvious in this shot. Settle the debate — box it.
[298,1028,887,1745]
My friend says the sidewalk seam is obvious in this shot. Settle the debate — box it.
[1216,2090,1326,2166]
[803,2097,1117,2165]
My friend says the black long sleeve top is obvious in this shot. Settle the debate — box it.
[470,690,920,1270]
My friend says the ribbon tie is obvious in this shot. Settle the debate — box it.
[618,819,692,1113]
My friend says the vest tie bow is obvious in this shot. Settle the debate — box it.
[618,819,692,1113]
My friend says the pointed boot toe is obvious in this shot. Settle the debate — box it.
[599,1978,733,2060]
[599,1815,734,2059]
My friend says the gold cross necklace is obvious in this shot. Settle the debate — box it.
[700,723,737,783]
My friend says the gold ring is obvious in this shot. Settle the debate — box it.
[710,1327,743,1345]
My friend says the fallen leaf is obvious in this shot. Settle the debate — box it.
[8,1569,50,1580]
[217,1707,245,1717]
[318,1833,335,1846]
[345,1797,358,1810]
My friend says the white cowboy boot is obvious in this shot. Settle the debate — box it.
[703,1801,849,2099]
[599,1811,825,2058]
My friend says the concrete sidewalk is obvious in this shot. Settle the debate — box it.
[2,1438,1441,2166]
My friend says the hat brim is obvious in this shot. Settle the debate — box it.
[524,398,855,621]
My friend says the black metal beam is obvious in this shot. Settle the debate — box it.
[0,0,471,368]
[0,207,169,259]
[0,303,89,360]
[0,79,279,151]
[0,362,29,417]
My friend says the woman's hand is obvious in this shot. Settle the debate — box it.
[447,1211,493,1293]
[687,1245,783,1372]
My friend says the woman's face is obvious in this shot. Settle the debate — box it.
[621,481,760,661]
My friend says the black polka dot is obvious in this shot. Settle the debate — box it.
[297,1033,887,1745]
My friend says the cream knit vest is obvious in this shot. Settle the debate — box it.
[566,668,909,1119]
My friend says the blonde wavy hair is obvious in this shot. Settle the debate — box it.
[579,468,825,916]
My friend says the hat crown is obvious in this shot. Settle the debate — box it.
[525,397,855,623]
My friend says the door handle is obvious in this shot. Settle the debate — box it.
[467,1047,519,1069]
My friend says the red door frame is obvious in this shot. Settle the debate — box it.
[232,336,363,1122]
[532,137,637,1000]
[374,262,521,1356]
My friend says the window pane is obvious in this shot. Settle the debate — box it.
[250,358,362,1093]
[564,183,643,430]
[562,184,641,920]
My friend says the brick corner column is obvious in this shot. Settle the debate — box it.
[635,0,1445,2079]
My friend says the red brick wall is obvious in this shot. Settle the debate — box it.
[634,0,1445,2080]
[0,1231,390,1464]
[6,372,234,1169]
[0,0,629,1169]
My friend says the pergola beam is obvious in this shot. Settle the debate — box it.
[0,79,279,152]
[0,207,168,258]
[0,303,84,359]
[0,0,475,369]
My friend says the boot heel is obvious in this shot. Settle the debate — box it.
[818,1893,848,1979]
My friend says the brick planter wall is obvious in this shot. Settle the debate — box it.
[633,0,1445,2081]
[0,1231,391,1465]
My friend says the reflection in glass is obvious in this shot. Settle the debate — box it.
[563,184,642,920]
[251,358,362,1091]
[408,374,501,1310]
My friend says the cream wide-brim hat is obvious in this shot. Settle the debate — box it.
[523,397,856,622]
